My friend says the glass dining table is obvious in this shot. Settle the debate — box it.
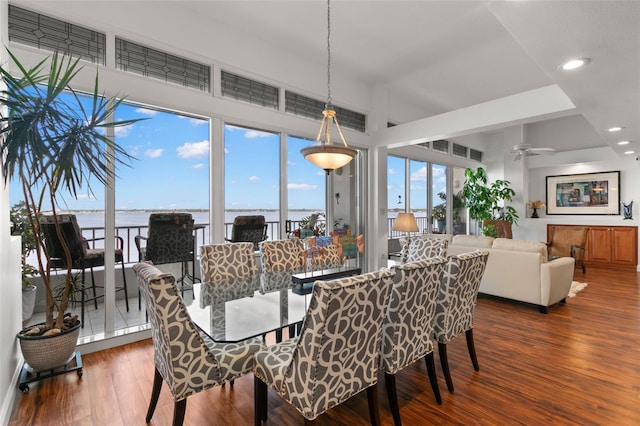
[186,267,361,343]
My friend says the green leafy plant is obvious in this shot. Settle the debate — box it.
[461,167,519,235]
[10,201,40,289]
[1,50,142,331]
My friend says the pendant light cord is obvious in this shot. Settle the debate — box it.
[326,0,332,109]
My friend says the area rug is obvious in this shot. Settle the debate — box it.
[568,281,588,298]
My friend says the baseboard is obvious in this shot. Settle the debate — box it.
[0,357,25,426]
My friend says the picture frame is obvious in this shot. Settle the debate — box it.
[546,171,620,215]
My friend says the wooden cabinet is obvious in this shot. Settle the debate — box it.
[547,225,638,270]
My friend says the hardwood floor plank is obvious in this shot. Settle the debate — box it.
[9,267,640,425]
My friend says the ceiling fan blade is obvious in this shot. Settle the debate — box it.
[530,147,556,154]
[513,152,523,161]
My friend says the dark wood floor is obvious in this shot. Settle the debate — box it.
[9,267,640,425]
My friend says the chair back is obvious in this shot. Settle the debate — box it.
[482,220,513,239]
[133,262,220,399]
[548,226,588,259]
[259,239,305,272]
[229,215,268,250]
[400,235,448,263]
[433,250,489,343]
[40,214,87,267]
[281,269,394,419]
[380,257,447,374]
[200,242,257,282]
[145,213,195,264]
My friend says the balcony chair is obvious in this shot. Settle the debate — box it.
[433,250,490,393]
[40,214,129,327]
[225,215,268,251]
[253,269,395,425]
[135,213,198,306]
[380,257,448,425]
[132,262,264,426]
[547,225,588,273]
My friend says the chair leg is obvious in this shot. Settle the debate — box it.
[275,328,283,343]
[424,352,442,404]
[81,268,86,328]
[367,383,381,426]
[254,376,268,425]
[120,259,130,312]
[438,342,454,393]
[172,399,187,426]
[90,267,99,309]
[465,329,480,372]
[384,373,401,426]
[146,367,163,422]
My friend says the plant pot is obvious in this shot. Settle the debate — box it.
[17,319,81,372]
[21,285,37,326]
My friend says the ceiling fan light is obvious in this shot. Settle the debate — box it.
[608,126,624,132]
[560,58,590,70]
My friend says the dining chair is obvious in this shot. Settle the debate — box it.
[132,262,264,426]
[399,234,449,263]
[433,250,490,393]
[259,239,305,272]
[253,268,395,425]
[546,225,588,273]
[200,242,258,282]
[380,257,448,425]
[40,214,129,327]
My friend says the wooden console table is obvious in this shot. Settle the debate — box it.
[547,224,638,270]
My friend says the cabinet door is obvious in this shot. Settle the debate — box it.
[587,227,612,262]
[612,227,638,265]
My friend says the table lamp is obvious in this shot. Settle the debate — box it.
[392,212,419,263]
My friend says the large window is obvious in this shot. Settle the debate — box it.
[224,124,281,237]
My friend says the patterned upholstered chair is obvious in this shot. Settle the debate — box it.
[40,214,129,327]
[133,262,264,426]
[380,257,448,425]
[200,242,258,282]
[259,239,305,272]
[253,269,395,425]
[225,215,268,251]
[400,234,449,263]
[433,250,490,393]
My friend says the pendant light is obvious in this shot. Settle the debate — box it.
[300,0,357,174]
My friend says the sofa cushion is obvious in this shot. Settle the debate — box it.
[451,235,494,248]
[492,238,548,262]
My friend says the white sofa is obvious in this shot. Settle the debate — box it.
[446,235,575,313]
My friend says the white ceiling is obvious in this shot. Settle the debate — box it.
[19,0,639,156]
[180,0,639,155]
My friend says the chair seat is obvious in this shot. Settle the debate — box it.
[253,337,298,391]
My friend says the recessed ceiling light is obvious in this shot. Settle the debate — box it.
[608,126,624,132]
[561,58,590,70]
[618,141,630,145]
[624,150,635,155]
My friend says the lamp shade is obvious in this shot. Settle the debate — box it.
[392,212,419,233]
[301,144,357,172]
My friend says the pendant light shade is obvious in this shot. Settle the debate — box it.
[301,0,357,174]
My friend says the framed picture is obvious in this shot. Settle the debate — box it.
[546,171,620,215]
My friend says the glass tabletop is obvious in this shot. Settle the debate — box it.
[187,271,312,343]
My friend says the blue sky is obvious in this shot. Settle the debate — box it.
[387,155,447,210]
[9,96,327,211]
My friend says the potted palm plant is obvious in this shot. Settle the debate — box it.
[1,49,139,371]
[461,167,519,236]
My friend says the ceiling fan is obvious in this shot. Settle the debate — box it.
[512,144,556,161]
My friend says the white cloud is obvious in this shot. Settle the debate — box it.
[192,163,205,169]
[224,147,229,154]
[176,140,210,158]
[410,166,427,181]
[288,160,296,166]
[388,168,396,175]
[114,123,134,138]
[177,115,208,126]
[288,183,318,191]
[145,148,164,158]
[249,176,260,181]
[135,108,158,116]
[76,193,96,200]
[245,129,273,138]
[316,170,325,177]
